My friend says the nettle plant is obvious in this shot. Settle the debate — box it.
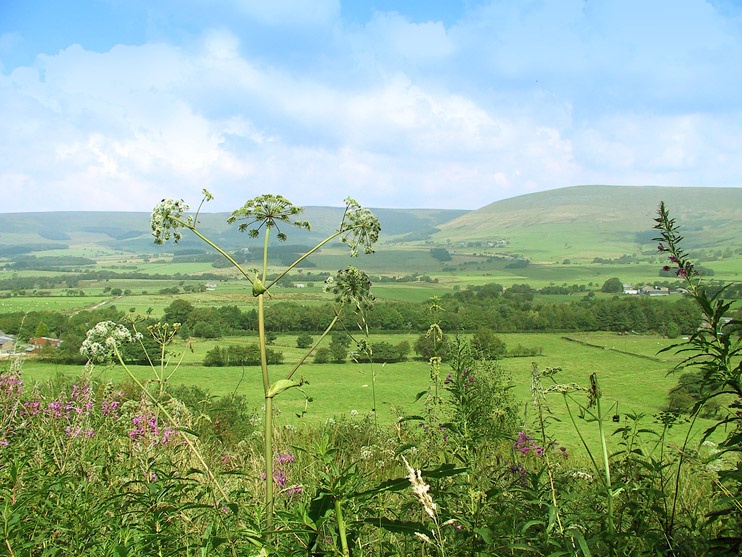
[150,190,380,525]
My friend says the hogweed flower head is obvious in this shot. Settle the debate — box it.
[325,266,374,312]
[338,197,381,256]
[80,321,139,363]
[227,194,309,242]
[151,198,192,244]
[147,322,181,346]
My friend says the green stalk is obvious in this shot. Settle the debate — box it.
[562,394,602,481]
[334,498,350,557]
[532,371,563,535]
[267,229,346,289]
[286,310,341,381]
[592,375,615,540]
[173,218,254,284]
[257,229,274,526]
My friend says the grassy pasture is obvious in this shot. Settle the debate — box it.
[0,295,109,313]
[18,331,722,456]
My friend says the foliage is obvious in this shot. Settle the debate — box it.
[430,247,452,262]
[414,330,449,361]
[203,344,284,367]
[470,327,507,360]
[655,201,742,550]
[296,332,313,349]
[601,277,624,293]
[329,332,351,363]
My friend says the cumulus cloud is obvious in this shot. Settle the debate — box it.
[0,0,740,213]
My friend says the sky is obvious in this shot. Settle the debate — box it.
[1,0,741,213]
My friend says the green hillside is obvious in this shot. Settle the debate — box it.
[0,186,739,275]
[0,207,467,256]
[432,185,742,261]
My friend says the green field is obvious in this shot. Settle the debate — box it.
[16,331,721,456]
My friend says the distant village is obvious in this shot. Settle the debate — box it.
[0,331,61,357]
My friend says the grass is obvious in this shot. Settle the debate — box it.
[0,295,109,313]
[18,331,718,457]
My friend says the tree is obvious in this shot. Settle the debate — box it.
[163,299,195,324]
[430,247,452,262]
[34,321,50,338]
[395,340,411,361]
[177,322,192,339]
[329,333,351,363]
[353,341,406,363]
[414,332,448,361]
[471,328,507,360]
[664,321,680,339]
[193,321,219,339]
[296,332,313,349]
[203,346,226,367]
[313,347,331,364]
[601,277,623,293]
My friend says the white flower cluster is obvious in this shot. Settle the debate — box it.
[151,198,191,244]
[80,321,139,363]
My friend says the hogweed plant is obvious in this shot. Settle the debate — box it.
[326,266,379,429]
[151,190,380,529]
[418,297,447,425]
[80,320,231,503]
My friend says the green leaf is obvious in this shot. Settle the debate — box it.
[352,463,467,499]
[362,517,427,535]
[267,379,302,398]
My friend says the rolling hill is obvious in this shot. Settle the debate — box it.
[431,185,742,261]
[0,186,739,263]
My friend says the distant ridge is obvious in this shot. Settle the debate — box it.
[0,186,738,261]
[440,185,741,230]
[0,206,468,254]
[434,185,742,259]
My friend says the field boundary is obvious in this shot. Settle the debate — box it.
[561,336,665,362]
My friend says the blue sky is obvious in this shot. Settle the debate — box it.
[1,0,741,213]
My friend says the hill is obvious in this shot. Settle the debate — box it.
[0,186,739,265]
[0,207,467,256]
[432,185,742,261]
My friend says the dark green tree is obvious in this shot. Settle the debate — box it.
[296,332,313,349]
[471,328,507,360]
[162,299,195,324]
[601,277,623,293]
[329,332,351,363]
[313,347,331,364]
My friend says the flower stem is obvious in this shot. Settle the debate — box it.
[334,498,350,556]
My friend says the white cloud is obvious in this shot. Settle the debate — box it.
[354,12,454,64]
[0,0,741,214]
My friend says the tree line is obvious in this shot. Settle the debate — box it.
[0,280,725,365]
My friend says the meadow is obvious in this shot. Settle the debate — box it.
[1,194,740,555]
[17,331,719,455]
